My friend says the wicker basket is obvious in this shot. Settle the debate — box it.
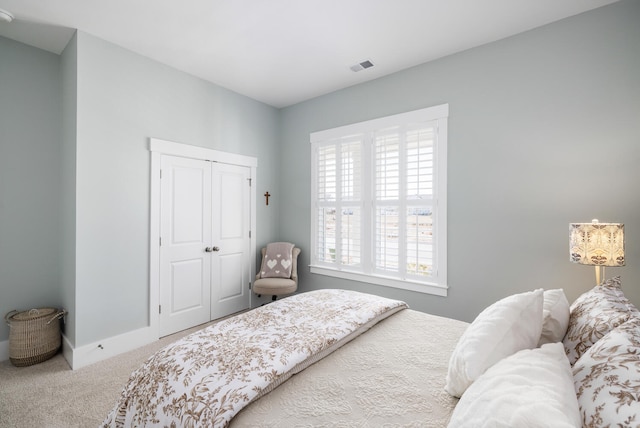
[5,308,66,367]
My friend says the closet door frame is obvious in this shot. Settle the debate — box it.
[149,137,257,339]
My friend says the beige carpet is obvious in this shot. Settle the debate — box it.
[0,321,219,428]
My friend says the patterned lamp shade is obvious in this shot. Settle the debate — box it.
[569,220,625,267]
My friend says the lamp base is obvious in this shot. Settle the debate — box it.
[595,266,605,286]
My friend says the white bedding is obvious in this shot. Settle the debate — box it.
[231,308,469,427]
[102,289,408,427]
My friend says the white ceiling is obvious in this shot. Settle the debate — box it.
[0,0,619,108]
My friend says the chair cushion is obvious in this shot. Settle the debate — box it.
[260,242,294,278]
[253,278,297,295]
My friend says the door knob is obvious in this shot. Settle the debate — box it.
[205,246,220,252]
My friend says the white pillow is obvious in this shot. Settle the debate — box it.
[538,289,570,346]
[448,343,580,428]
[445,289,543,397]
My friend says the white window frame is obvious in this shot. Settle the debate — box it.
[310,104,448,296]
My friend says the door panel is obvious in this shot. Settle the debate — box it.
[220,171,244,238]
[211,163,251,317]
[172,166,207,243]
[171,259,205,312]
[218,252,245,299]
[160,156,212,336]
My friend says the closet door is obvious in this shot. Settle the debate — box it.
[210,163,251,318]
[159,155,212,337]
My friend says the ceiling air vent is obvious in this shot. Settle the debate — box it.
[350,60,374,72]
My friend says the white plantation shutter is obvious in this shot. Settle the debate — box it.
[340,139,362,266]
[374,130,400,274]
[314,136,363,267]
[341,206,360,266]
[316,144,336,263]
[317,144,336,202]
[375,130,400,201]
[405,126,435,277]
[311,104,448,296]
[374,123,437,279]
[375,206,399,273]
[406,127,434,199]
[341,140,361,201]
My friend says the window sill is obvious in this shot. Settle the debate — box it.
[309,266,448,297]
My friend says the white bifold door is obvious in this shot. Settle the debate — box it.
[159,155,251,337]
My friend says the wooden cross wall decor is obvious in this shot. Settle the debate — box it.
[264,191,271,206]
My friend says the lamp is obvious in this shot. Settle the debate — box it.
[569,219,625,285]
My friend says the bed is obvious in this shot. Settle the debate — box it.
[103,278,640,427]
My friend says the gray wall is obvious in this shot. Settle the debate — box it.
[1,0,638,345]
[0,31,281,345]
[0,37,63,342]
[280,0,640,322]
[70,32,281,346]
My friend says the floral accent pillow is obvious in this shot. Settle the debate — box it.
[572,316,640,427]
[260,242,294,278]
[563,276,639,365]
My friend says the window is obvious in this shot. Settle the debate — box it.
[310,104,448,296]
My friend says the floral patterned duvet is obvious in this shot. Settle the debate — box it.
[102,289,407,428]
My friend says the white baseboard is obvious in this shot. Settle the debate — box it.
[0,339,8,362]
[2,328,157,370]
[62,326,157,370]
